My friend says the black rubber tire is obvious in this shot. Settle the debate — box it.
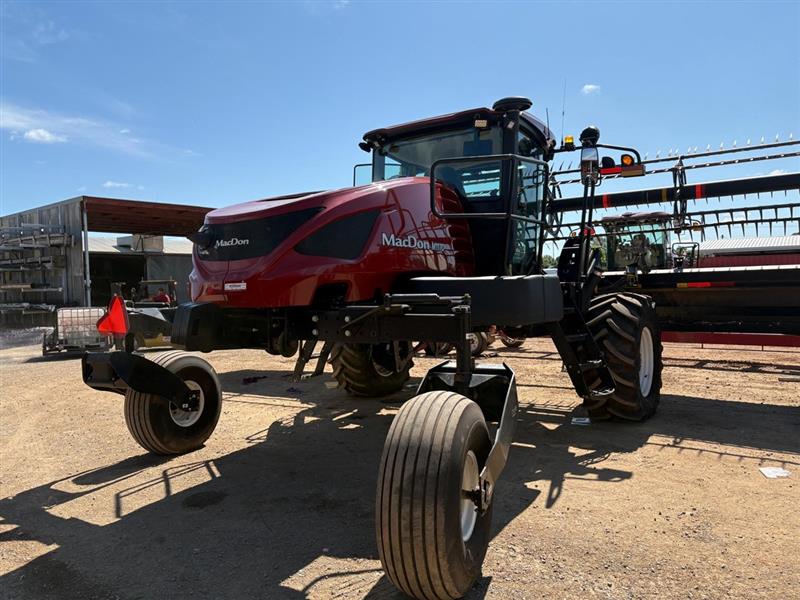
[467,332,488,357]
[500,336,525,348]
[124,351,222,454]
[423,342,454,357]
[585,292,663,421]
[376,391,493,600]
[330,342,413,397]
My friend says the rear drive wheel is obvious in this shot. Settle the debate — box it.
[423,342,454,357]
[330,342,413,396]
[585,292,663,421]
[377,391,493,600]
[124,351,222,454]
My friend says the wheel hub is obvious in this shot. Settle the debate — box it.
[639,327,654,397]
[169,380,204,427]
[371,342,410,377]
[460,450,480,542]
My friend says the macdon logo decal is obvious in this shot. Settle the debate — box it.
[214,237,250,248]
[381,233,450,252]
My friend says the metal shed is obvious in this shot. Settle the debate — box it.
[0,196,210,319]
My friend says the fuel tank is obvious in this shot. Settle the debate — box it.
[189,178,474,308]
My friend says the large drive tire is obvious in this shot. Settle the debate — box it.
[124,351,222,454]
[377,391,493,600]
[585,292,663,421]
[423,342,454,357]
[330,342,413,397]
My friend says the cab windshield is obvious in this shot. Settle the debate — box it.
[373,126,503,183]
[606,222,669,269]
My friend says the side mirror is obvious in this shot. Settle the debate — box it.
[580,146,599,164]
[580,146,600,186]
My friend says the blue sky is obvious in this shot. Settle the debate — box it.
[1,0,798,217]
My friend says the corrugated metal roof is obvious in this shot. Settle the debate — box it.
[88,236,193,255]
[83,196,211,235]
[699,236,800,256]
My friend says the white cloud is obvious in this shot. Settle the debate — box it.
[581,84,601,95]
[23,128,67,143]
[769,169,787,176]
[2,6,73,62]
[31,20,70,46]
[1,102,152,157]
[334,0,351,9]
[119,128,131,134]
[103,181,133,189]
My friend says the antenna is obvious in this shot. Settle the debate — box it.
[560,79,567,143]
[546,107,551,134]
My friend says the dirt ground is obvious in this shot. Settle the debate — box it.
[0,338,798,600]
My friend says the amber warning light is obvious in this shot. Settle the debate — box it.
[96,295,130,336]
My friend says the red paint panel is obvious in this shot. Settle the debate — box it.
[662,331,800,348]
[700,253,800,267]
[684,281,735,288]
[694,184,704,200]
[191,178,474,308]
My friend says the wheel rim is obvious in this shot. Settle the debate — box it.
[371,343,408,377]
[639,327,654,397]
[169,380,204,427]
[460,450,479,542]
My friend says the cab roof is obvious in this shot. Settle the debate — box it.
[363,105,553,146]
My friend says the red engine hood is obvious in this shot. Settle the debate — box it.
[203,179,430,224]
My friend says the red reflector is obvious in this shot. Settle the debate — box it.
[600,166,622,175]
[97,295,129,335]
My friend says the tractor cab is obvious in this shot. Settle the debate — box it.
[601,212,677,272]
[361,97,554,276]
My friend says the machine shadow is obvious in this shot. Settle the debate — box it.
[1,379,798,599]
[24,351,85,363]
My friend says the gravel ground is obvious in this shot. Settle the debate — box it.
[0,338,798,600]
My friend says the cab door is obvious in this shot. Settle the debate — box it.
[508,131,547,275]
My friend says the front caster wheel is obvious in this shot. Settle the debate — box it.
[376,391,492,600]
[124,351,222,455]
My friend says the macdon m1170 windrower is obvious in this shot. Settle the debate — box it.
[81,97,798,599]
